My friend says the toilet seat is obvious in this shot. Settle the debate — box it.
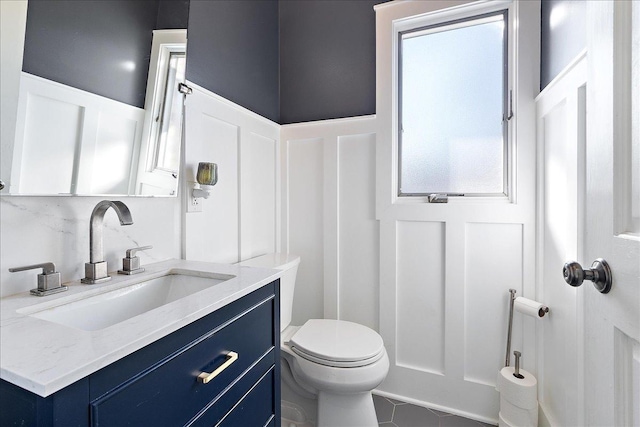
[287,319,385,368]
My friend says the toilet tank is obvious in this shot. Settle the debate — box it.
[237,253,300,331]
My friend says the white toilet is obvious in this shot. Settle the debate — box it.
[238,253,389,427]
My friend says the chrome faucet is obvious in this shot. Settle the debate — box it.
[82,200,133,284]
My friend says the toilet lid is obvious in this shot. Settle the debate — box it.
[289,319,384,364]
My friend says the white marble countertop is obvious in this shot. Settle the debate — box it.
[0,259,281,397]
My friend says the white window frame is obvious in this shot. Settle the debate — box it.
[142,30,187,174]
[135,29,187,196]
[397,10,510,198]
[375,0,531,216]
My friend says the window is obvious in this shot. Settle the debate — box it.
[152,50,186,173]
[398,11,509,197]
[135,29,187,196]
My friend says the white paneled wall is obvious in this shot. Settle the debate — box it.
[396,221,446,374]
[378,216,531,421]
[464,222,524,385]
[535,53,586,427]
[183,82,279,265]
[371,1,539,422]
[240,131,278,260]
[337,133,379,330]
[12,73,144,195]
[284,137,325,323]
[281,117,378,328]
[281,112,535,423]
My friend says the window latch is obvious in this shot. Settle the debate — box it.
[428,193,464,203]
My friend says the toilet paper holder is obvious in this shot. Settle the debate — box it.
[504,289,549,367]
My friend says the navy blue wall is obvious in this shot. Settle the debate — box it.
[540,0,585,90]
[24,1,584,123]
[23,1,161,108]
[186,0,280,123]
[279,0,379,124]
[185,0,378,124]
[22,0,189,108]
[156,0,190,30]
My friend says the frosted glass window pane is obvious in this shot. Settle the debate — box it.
[399,14,506,195]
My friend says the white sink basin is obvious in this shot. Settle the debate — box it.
[21,271,235,331]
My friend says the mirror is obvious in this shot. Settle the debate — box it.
[1,0,189,197]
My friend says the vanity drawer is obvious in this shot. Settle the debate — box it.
[188,355,277,426]
[90,286,277,426]
[219,367,276,427]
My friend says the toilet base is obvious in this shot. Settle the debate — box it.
[282,400,315,427]
[282,370,317,427]
[317,391,378,427]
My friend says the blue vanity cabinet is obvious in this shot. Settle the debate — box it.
[0,280,281,427]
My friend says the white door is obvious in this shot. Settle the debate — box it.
[581,1,640,425]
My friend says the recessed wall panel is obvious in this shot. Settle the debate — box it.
[92,113,137,194]
[20,94,82,194]
[194,114,239,263]
[241,132,276,260]
[288,138,324,324]
[396,220,445,374]
[464,222,523,386]
[338,133,378,330]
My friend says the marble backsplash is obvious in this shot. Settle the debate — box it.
[0,196,181,297]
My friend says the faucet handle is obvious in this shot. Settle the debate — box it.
[9,262,57,275]
[125,245,153,258]
[118,246,152,275]
[9,262,68,297]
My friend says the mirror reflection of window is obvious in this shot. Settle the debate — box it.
[153,51,186,174]
[136,29,187,196]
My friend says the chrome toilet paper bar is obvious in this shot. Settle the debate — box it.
[504,289,549,367]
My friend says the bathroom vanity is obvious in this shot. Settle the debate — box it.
[0,260,281,426]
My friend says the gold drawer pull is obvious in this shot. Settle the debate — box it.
[197,351,238,384]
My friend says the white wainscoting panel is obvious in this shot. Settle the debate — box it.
[18,94,82,194]
[91,112,139,195]
[183,81,279,265]
[186,112,239,263]
[11,73,144,195]
[464,222,524,386]
[338,133,379,330]
[240,131,278,260]
[285,137,325,324]
[396,220,446,374]
[535,53,587,427]
[281,116,378,327]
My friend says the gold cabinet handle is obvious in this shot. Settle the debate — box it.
[197,351,238,384]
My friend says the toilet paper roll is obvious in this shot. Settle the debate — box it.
[514,296,549,318]
[496,367,537,409]
[499,407,538,427]
[500,397,538,427]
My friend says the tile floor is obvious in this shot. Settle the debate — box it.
[373,395,495,427]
